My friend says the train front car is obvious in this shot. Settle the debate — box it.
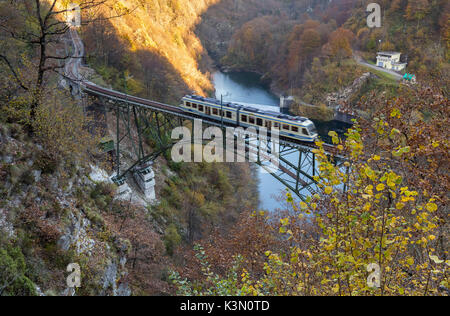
[302,119,319,142]
[180,95,319,143]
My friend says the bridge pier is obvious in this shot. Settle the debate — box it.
[111,174,132,197]
[133,162,156,201]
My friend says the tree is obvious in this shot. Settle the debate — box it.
[405,0,430,30]
[0,243,37,296]
[102,198,169,295]
[0,0,126,130]
[173,85,449,296]
[299,29,321,57]
[328,27,354,64]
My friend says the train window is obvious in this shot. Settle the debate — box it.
[226,111,232,118]
[186,102,191,107]
[241,115,248,122]
[213,108,218,115]
[192,103,197,109]
[302,128,309,135]
[283,124,290,130]
[292,126,299,133]
[273,122,280,128]
[256,118,263,126]
[198,105,204,112]
[220,110,224,116]
[249,116,255,124]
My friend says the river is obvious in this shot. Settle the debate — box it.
[212,71,349,212]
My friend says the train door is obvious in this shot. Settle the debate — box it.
[206,107,211,116]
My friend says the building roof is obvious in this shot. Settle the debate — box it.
[377,51,401,56]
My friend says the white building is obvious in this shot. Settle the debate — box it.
[376,52,407,71]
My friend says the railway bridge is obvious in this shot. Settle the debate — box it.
[64,27,343,202]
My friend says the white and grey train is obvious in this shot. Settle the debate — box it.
[180,95,318,142]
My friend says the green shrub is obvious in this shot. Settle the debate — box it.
[34,151,58,174]
[164,223,181,256]
[8,164,23,184]
[0,246,37,296]
[84,206,105,227]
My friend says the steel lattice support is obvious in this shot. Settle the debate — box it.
[263,145,319,201]
[96,98,184,182]
[87,93,344,201]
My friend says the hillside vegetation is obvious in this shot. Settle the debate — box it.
[197,0,449,107]
[0,0,259,295]
[80,0,221,102]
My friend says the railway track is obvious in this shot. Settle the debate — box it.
[65,27,339,161]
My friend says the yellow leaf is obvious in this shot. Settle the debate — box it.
[332,284,339,293]
[376,183,385,191]
[396,202,405,210]
[426,203,437,212]
[429,255,444,264]
[324,186,333,194]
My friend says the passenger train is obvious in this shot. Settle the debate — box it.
[180,95,318,142]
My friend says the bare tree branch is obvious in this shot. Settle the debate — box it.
[0,54,29,90]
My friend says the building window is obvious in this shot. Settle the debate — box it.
[226,111,232,118]
[241,115,248,122]
[256,118,263,126]
[249,116,255,124]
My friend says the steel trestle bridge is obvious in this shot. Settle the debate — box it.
[64,27,342,201]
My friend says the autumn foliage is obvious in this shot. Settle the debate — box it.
[172,84,449,296]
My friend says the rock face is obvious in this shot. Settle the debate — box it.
[326,72,376,109]
[57,207,132,296]
[0,208,14,238]
[57,211,95,254]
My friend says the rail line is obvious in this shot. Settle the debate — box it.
[63,26,343,199]
[65,26,338,155]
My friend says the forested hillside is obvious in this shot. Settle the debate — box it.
[0,0,258,296]
[196,0,449,105]
[0,0,448,298]
[79,0,221,103]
